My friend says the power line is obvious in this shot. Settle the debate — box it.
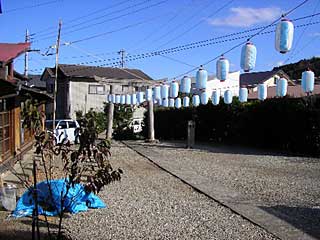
[5,0,62,13]
[155,0,234,50]
[34,0,168,42]
[34,0,155,39]
[30,0,132,36]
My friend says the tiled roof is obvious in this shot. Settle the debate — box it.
[248,84,320,99]
[57,64,153,81]
[0,43,30,63]
[240,70,290,87]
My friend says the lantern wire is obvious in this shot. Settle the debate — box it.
[171,0,311,80]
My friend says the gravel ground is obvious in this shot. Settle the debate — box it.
[137,141,320,207]
[64,142,277,240]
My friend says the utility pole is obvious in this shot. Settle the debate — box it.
[53,20,62,129]
[147,87,155,142]
[118,49,126,68]
[106,85,114,140]
[24,29,30,78]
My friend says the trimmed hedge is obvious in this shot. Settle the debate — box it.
[143,96,320,156]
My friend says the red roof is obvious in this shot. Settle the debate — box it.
[0,43,31,63]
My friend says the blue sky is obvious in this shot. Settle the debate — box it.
[1,0,320,80]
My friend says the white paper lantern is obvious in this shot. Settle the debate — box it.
[180,76,191,94]
[277,78,288,97]
[275,19,294,54]
[211,90,220,106]
[239,88,248,103]
[302,70,315,93]
[162,98,169,107]
[137,91,144,104]
[115,95,121,104]
[200,91,208,105]
[258,84,267,100]
[131,93,137,105]
[170,81,179,98]
[216,56,229,81]
[175,98,181,109]
[224,90,233,104]
[145,88,153,101]
[120,95,126,104]
[183,96,190,107]
[240,42,257,72]
[169,98,175,107]
[196,66,208,89]
[153,86,161,100]
[192,95,200,107]
[161,84,169,99]
[125,94,131,105]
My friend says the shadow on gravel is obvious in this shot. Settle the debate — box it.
[260,205,320,239]
[0,230,33,240]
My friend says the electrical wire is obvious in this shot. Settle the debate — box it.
[34,0,155,38]
[155,0,234,50]
[5,0,62,13]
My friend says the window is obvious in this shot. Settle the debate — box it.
[68,121,76,128]
[0,111,10,158]
[88,85,105,94]
[58,121,68,129]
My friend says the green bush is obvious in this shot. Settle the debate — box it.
[144,95,320,156]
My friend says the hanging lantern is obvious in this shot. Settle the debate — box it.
[161,84,169,99]
[105,95,109,103]
[192,95,200,107]
[162,98,169,107]
[302,70,315,93]
[110,94,116,104]
[275,19,294,54]
[145,88,153,101]
[258,84,267,100]
[277,78,288,97]
[239,88,248,103]
[153,86,161,100]
[120,95,126,105]
[240,41,257,72]
[125,94,131,105]
[180,76,191,94]
[175,98,181,109]
[183,96,190,107]
[216,56,229,81]
[137,91,144,104]
[170,81,179,98]
[211,90,220,106]
[224,90,233,104]
[169,98,175,107]
[157,98,162,106]
[131,93,137,105]
[196,66,208,89]
[115,95,121,104]
[200,91,208,105]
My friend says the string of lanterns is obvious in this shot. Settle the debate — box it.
[106,16,315,108]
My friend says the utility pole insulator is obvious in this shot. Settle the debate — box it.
[118,49,126,69]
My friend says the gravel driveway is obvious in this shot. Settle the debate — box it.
[64,142,277,240]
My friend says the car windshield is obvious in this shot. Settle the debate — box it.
[45,120,60,130]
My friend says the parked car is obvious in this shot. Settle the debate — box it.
[45,119,80,144]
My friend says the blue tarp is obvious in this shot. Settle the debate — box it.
[13,179,106,217]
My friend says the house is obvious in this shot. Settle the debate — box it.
[240,69,293,92]
[185,71,240,97]
[0,43,51,172]
[40,64,156,119]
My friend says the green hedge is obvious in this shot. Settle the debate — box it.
[143,96,320,156]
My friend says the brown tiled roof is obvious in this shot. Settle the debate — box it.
[57,64,153,81]
[240,69,290,87]
[248,84,320,99]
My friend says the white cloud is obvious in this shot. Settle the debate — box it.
[276,61,284,67]
[208,7,282,27]
[309,32,320,37]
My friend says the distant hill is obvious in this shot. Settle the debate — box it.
[273,57,320,80]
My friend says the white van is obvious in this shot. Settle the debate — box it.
[45,119,80,144]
